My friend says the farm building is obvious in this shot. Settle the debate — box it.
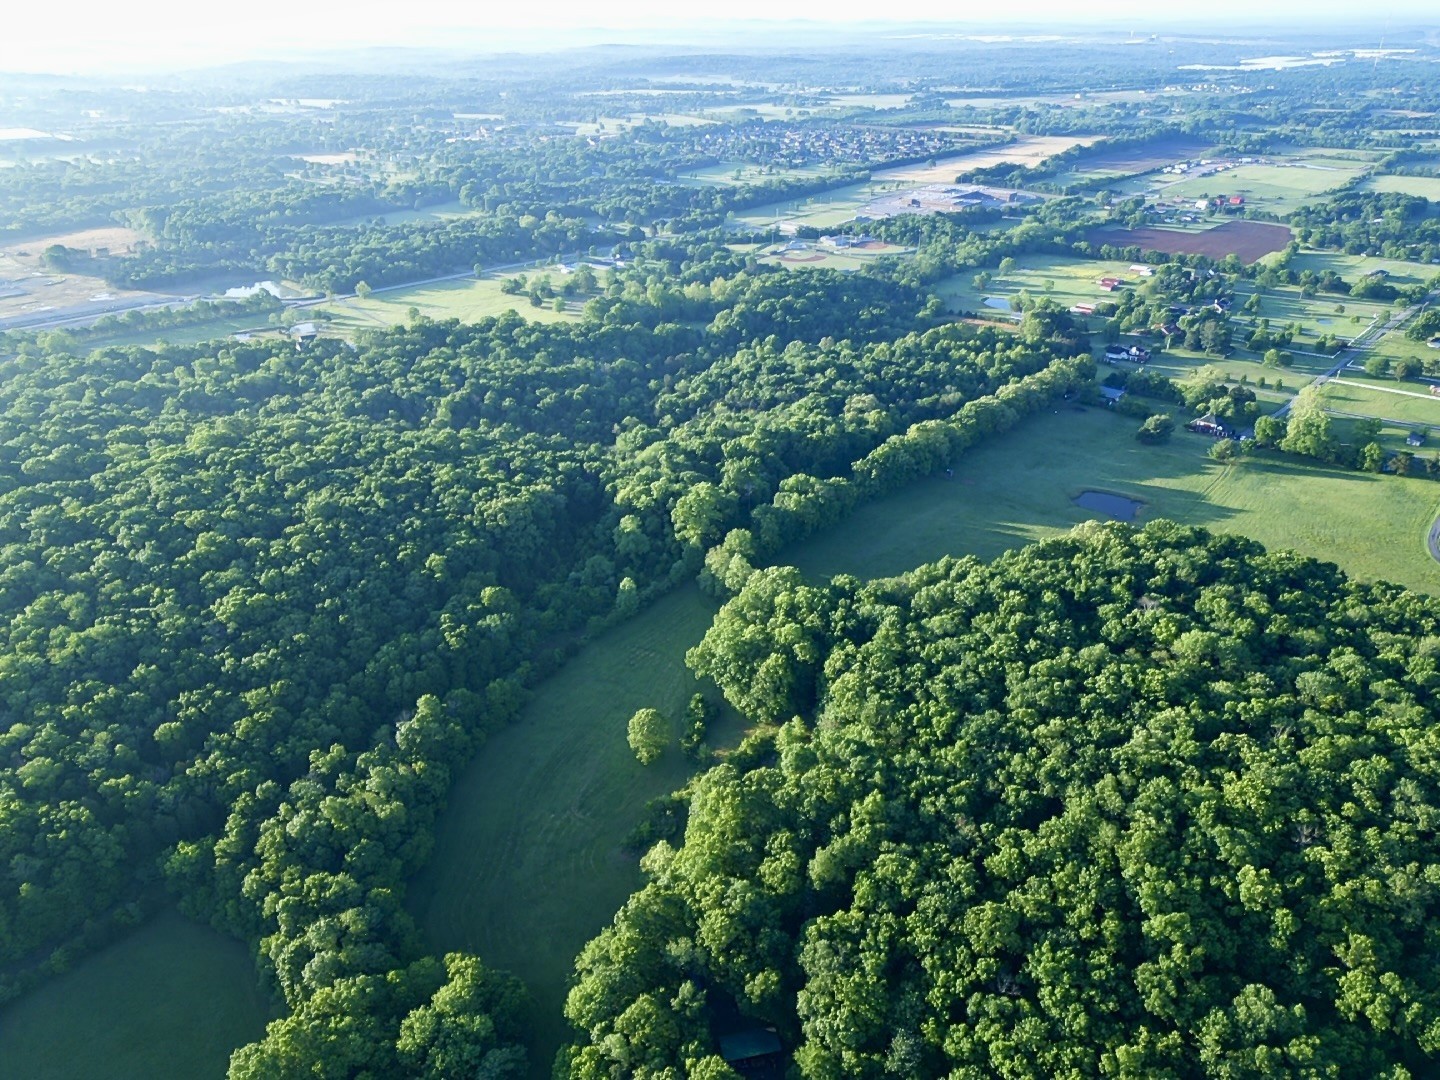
[1129,264,1155,276]
[1100,386,1127,404]
[1097,277,1123,291]
[1071,303,1096,316]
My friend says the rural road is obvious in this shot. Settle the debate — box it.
[1272,295,1431,419]
[1429,514,1440,566]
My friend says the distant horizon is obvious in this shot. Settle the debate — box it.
[1,7,1436,77]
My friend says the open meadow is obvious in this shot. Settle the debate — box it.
[935,254,1151,314]
[411,586,741,1076]
[318,275,582,331]
[0,910,271,1080]
[1361,174,1440,201]
[784,403,1440,594]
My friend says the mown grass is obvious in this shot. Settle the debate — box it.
[410,585,740,1077]
[1317,378,1440,428]
[319,276,583,331]
[0,910,272,1080]
[783,403,1440,594]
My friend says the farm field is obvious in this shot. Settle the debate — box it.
[1273,250,1440,290]
[317,275,582,331]
[411,586,743,1076]
[1089,220,1293,262]
[0,909,271,1080]
[783,404,1440,595]
[727,135,1093,230]
[877,134,1105,185]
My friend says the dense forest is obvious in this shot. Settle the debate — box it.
[565,523,1440,1077]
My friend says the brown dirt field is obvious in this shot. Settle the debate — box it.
[873,135,1105,184]
[778,252,826,262]
[1086,220,1293,263]
[2,225,145,257]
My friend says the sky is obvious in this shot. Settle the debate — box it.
[1,1,1436,75]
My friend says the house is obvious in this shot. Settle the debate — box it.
[1228,195,1245,207]
[1104,345,1129,363]
[1100,386,1127,404]
[1156,321,1183,338]
[1127,345,1151,363]
[1187,413,1229,437]
[289,321,320,341]
[719,1029,784,1075]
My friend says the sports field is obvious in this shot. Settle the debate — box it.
[0,910,271,1080]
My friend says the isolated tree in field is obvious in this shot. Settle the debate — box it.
[1395,357,1422,380]
[1363,354,1391,379]
[1280,388,1335,460]
[354,280,372,299]
[1135,414,1174,444]
[1209,438,1237,462]
[998,256,1017,276]
[627,708,669,765]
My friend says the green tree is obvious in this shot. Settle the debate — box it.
[627,708,669,765]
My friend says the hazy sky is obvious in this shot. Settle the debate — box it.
[2,1,1435,74]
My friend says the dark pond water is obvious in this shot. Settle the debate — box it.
[1073,490,1143,521]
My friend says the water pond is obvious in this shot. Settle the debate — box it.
[1073,490,1143,521]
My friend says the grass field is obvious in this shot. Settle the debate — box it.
[77,317,285,351]
[729,180,889,231]
[318,276,582,331]
[934,255,1147,315]
[783,404,1440,594]
[679,161,840,186]
[0,910,271,1080]
[1317,377,1440,428]
[1361,174,1440,200]
[1229,280,1393,340]
[411,586,741,1077]
[1119,158,1369,214]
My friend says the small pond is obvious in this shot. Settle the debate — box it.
[1073,490,1143,521]
[983,296,1012,310]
